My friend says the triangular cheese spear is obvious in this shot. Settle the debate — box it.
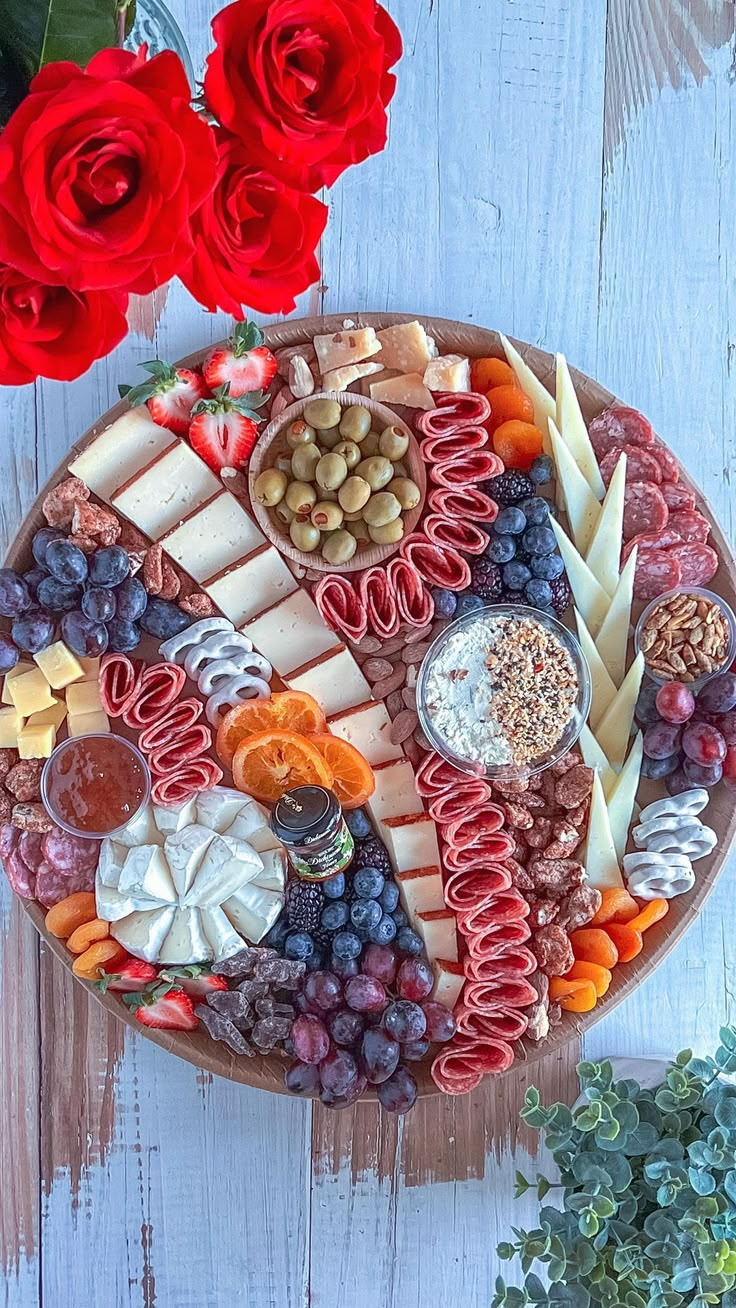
[500,333,556,454]
[595,652,645,771]
[595,547,638,688]
[578,725,617,797]
[549,517,611,636]
[606,732,644,864]
[584,770,624,890]
[555,354,606,500]
[574,609,617,730]
[585,452,627,599]
[548,419,601,554]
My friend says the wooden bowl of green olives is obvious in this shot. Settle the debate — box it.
[249,391,427,573]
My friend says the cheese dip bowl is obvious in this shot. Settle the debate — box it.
[416,604,591,779]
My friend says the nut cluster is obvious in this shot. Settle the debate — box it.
[639,592,730,682]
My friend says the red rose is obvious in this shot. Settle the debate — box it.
[204,0,402,191]
[0,264,128,385]
[181,130,328,317]
[0,49,217,295]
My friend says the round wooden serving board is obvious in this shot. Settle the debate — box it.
[7,312,736,1099]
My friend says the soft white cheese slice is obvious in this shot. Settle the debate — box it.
[252,849,288,893]
[431,959,465,1011]
[111,906,176,962]
[152,796,198,836]
[415,910,458,963]
[242,589,340,678]
[96,882,160,923]
[555,354,605,499]
[584,452,626,598]
[500,333,556,455]
[97,839,129,888]
[549,518,611,637]
[574,610,617,731]
[395,865,445,917]
[578,725,617,797]
[366,759,424,825]
[205,547,298,625]
[112,441,221,541]
[584,771,624,890]
[595,652,645,772]
[594,547,638,689]
[382,815,441,874]
[285,646,372,717]
[118,845,177,904]
[164,825,215,899]
[157,907,212,965]
[162,491,265,585]
[68,407,176,502]
[548,419,600,554]
[195,786,251,833]
[187,834,262,907]
[607,732,644,864]
[223,884,282,944]
[327,700,403,766]
[201,906,248,962]
[115,803,162,849]
[224,798,279,853]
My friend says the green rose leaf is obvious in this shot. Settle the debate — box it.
[0,0,121,81]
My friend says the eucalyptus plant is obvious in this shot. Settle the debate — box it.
[495,1026,736,1308]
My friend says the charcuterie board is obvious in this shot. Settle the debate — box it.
[2,312,735,1108]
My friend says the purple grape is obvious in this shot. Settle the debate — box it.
[666,767,696,796]
[396,958,433,1001]
[640,752,681,780]
[140,598,191,639]
[291,1014,330,1065]
[285,1060,321,1095]
[31,527,65,567]
[328,1009,365,1047]
[635,684,661,725]
[23,568,48,599]
[11,611,55,653]
[361,943,398,986]
[682,721,727,767]
[0,633,19,674]
[320,1071,368,1110]
[360,1027,400,1083]
[60,610,109,658]
[106,619,141,653]
[713,711,736,745]
[402,1039,430,1061]
[303,971,343,1012]
[344,975,387,1013]
[422,1002,457,1042]
[37,577,82,612]
[45,539,88,585]
[331,955,360,980]
[88,545,129,588]
[643,721,683,760]
[319,1048,359,1096]
[377,1066,418,1114]
[294,992,319,1015]
[0,569,31,618]
[114,576,148,622]
[82,587,117,623]
[384,1000,427,1043]
[697,674,736,715]
[683,758,723,787]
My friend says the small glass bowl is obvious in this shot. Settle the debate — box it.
[634,587,736,690]
[41,733,151,840]
[416,603,592,779]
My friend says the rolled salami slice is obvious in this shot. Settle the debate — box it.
[385,557,435,629]
[455,1005,529,1042]
[623,482,669,542]
[415,751,473,796]
[400,535,472,591]
[428,486,498,523]
[462,976,538,1012]
[313,575,367,643]
[150,758,223,806]
[463,945,537,979]
[431,1036,515,1093]
[441,806,506,848]
[138,698,204,754]
[359,568,401,640]
[420,426,488,464]
[669,510,710,544]
[416,391,492,435]
[458,889,530,934]
[465,918,531,957]
[670,542,719,587]
[98,654,144,718]
[422,514,490,556]
[430,450,503,488]
[122,663,187,729]
[443,835,517,866]
[444,866,513,910]
[147,724,214,777]
[428,781,493,823]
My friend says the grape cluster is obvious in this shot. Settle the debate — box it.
[636,672,736,792]
[284,948,456,1112]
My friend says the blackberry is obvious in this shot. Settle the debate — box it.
[485,470,535,505]
[352,839,392,878]
[471,557,503,602]
[548,573,572,615]
[286,880,324,931]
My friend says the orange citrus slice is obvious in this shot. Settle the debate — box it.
[217,691,327,767]
[231,729,334,804]
[310,734,376,810]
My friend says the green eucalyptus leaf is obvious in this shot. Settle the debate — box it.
[690,1166,717,1195]
[717,1099,736,1130]
[720,1028,736,1053]
[498,1242,517,1261]
[726,1174,736,1206]
[525,1273,548,1303]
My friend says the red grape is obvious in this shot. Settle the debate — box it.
[328,1009,365,1047]
[304,971,343,1012]
[682,720,727,766]
[320,1071,368,1109]
[384,1000,427,1043]
[285,1061,321,1095]
[683,758,723,787]
[319,1048,359,1096]
[361,942,398,985]
[666,768,693,796]
[361,1028,400,1083]
[723,746,736,789]
[291,1014,330,1064]
[402,1039,431,1061]
[697,673,736,715]
[396,958,434,1001]
[643,721,683,759]
[344,975,387,1013]
[712,711,736,745]
[422,1001,457,1042]
[377,1066,418,1114]
[655,681,695,724]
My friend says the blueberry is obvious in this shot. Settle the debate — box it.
[106,619,141,653]
[391,908,408,930]
[114,576,148,622]
[529,454,554,485]
[502,561,532,592]
[305,947,326,973]
[379,881,400,913]
[37,577,82,612]
[139,598,191,640]
[45,540,88,585]
[522,525,557,557]
[519,497,550,525]
[495,507,527,535]
[346,809,372,839]
[323,872,346,900]
[32,527,65,568]
[369,914,397,945]
[456,593,485,617]
[59,611,109,658]
[332,931,363,960]
[11,612,55,653]
[321,900,350,931]
[82,587,117,623]
[331,955,360,979]
[524,578,554,608]
[23,568,48,599]
[396,927,423,956]
[431,587,458,619]
[285,931,315,961]
[351,898,382,931]
[353,866,385,899]
[88,545,130,589]
[264,914,290,950]
[531,553,564,581]
[486,534,516,564]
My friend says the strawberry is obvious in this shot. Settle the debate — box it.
[126,987,198,1032]
[119,360,209,435]
[97,959,159,994]
[203,321,277,398]
[159,965,228,1000]
[189,384,268,472]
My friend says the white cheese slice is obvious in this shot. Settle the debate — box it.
[201,905,249,962]
[112,440,221,540]
[96,882,160,923]
[574,610,617,731]
[242,589,339,677]
[115,804,162,849]
[395,865,445,917]
[163,491,265,584]
[549,517,611,636]
[285,645,372,717]
[327,699,403,766]
[195,786,251,833]
[97,839,128,889]
[224,797,277,850]
[594,652,645,772]
[252,849,287,893]
[423,355,471,393]
[118,845,176,904]
[415,910,459,963]
[157,907,212,965]
[606,731,644,864]
[187,834,262,907]
[500,333,556,455]
[366,759,424,825]
[594,547,638,689]
[584,452,626,598]
[578,725,617,797]
[382,814,441,874]
[431,959,465,1011]
[205,545,298,626]
[321,361,384,391]
[369,373,435,410]
[314,328,381,373]
[164,825,215,898]
[68,406,176,502]
[555,354,605,499]
[584,771,624,890]
[375,321,433,373]
[152,797,198,835]
[548,419,601,553]
[222,884,282,944]
[111,906,176,962]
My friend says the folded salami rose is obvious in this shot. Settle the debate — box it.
[420,426,488,464]
[465,917,531,958]
[147,724,214,777]
[385,557,434,629]
[415,751,472,797]
[400,535,472,591]
[314,575,367,643]
[431,1035,515,1094]
[416,391,492,435]
[443,834,516,866]
[441,806,506,848]
[122,663,187,729]
[150,757,223,806]
[99,653,144,718]
[359,567,400,639]
[444,865,513,910]
[430,450,503,488]
[422,513,490,556]
[428,486,498,523]
[455,1005,529,1043]
[464,946,537,980]
[138,699,204,755]
[463,976,538,1012]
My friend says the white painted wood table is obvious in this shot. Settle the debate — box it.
[2,2,736,1303]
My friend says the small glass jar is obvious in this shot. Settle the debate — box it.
[41,733,151,839]
[271,786,354,882]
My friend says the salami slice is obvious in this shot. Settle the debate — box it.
[430,450,503,488]
[669,509,711,544]
[463,945,537,980]
[600,444,662,487]
[455,1005,529,1042]
[138,698,204,754]
[458,889,530,934]
[589,405,654,457]
[122,663,187,729]
[623,482,669,543]
[443,834,516,866]
[151,758,223,806]
[427,781,492,823]
[444,866,513,910]
[313,575,367,643]
[420,426,488,464]
[415,751,472,796]
[358,568,401,640]
[42,827,99,874]
[147,724,214,777]
[18,831,45,870]
[35,860,95,907]
[441,806,505,848]
[385,557,435,629]
[98,654,144,717]
[660,482,695,512]
[415,392,492,435]
[650,437,680,484]
[4,846,35,898]
[622,526,684,566]
[400,536,472,591]
[633,548,683,601]
[463,976,538,1011]
[422,513,490,556]
[465,918,531,958]
[0,822,18,860]
[669,542,719,587]
[431,1037,515,1093]
[427,486,498,524]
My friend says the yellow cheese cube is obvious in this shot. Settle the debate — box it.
[0,707,23,747]
[78,656,101,681]
[33,641,84,690]
[17,722,56,759]
[8,668,56,717]
[2,662,34,704]
[65,680,103,716]
[27,698,67,732]
[67,710,111,737]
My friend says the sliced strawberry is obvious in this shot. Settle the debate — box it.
[119,360,209,434]
[189,384,268,471]
[159,965,228,999]
[129,987,198,1032]
[97,959,159,994]
[203,321,277,398]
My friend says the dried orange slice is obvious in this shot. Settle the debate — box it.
[217,691,327,767]
[231,729,334,804]
[310,734,376,810]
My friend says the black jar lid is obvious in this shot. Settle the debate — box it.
[271,786,338,843]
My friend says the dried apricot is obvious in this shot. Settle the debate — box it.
[471,358,519,392]
[590,887,639,926]
[605,923,643,963]
[569,928,619,969]
[72,940,128,980]
[492,420,545,471]
[45,891,97,939]
[66,918,110,955]
[548,976,597,1013]
[487,385,534,433]
[626,899,669,933]
[568,960,612,997]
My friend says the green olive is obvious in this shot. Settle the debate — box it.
[345,518,371,542]
[356,455,394,491]
[360,432,380,457]
[290,519,321,552]
[253,468,287,506]
[342,508,366,522]
[338,476,371,513]
[339,405,372,442]
[311,501,344,531]
[363,492,402,527]
[316,452,348,491]
[291,443,321,481]
[379,424,410,461]
[369,518,405,545]
[274,454,292,475]
[321,529,357,565]
[285,419,316,449]
[274,502,296,526]
[388,477,421,510]
[285,481,317,515]
[316,426,342,451]
[333,440,361,470]
[304,398,343,430]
